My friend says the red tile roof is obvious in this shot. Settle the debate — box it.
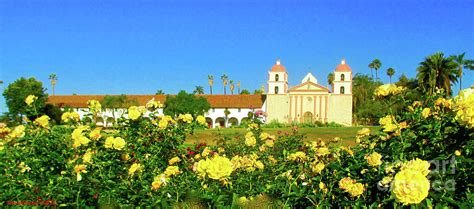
[47,94,266,109]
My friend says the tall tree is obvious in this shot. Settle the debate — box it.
[237,81,241,94]
[240,89,250,94]
[369,59,382,81]
[193,86,205,94]
[49,73,58,95]
[417,52,458,96]
[229,80,235,95]
[208,75,214,95]
[386,68,395,83]
[3,77,48,120]
[327,72,335,92]
[451,53,474,91]
[221,74,228,95]
[163,90,211,117]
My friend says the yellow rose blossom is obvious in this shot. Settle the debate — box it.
[178,114,193,123]
[195,155,233,180]
[128,106,142,120]
[244,132,256,147]
[104,136,126,150]
[247,123,259,131]
[375,84,392,97]
[151,174,168,190]
[338,177,356,191]
[421,108,431,119]
[83,150,94,164]
[128,163,143,176]
[319,182,328,193]
[196,115,206,126]
[158,119,169,129]
[25,95,38,106]
[87,100,102,113]
[18,162,31,173]
[264,139,274,147]
[0,142,4,151]
[34,115,50,128]
[201,147,211,157]
[365,152,382,167]
[164,166,182,177]
[392,169,430,205]
[454,87,474,128]
[316,147,330,156]
[61,111,80,123]
[287,151,308,162]
[74,164,87,181]
[9,125,26,138]
[168,157,181,165]
[346,183,365,197]
[379,115,398,132]
[311,162,325,174]
[146,98,162,111]
[89,128,102,140]
[401,158,430,176]
[454,150,461,156]
[255,161,264,170]
[357,128,371,137]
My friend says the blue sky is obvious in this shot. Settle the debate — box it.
[1,0,473,112]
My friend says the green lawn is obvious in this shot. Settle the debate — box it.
[186,126,380,146]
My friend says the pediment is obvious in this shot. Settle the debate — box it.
[288,81,329,92]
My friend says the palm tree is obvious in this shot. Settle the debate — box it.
[386,68,395,83]
[208,75,214,95]
[229,80,235,95]
[327,72,335,92]
[451,53,474,91]
[194,86,205,94]
[368,63,374,80]
[155,89,165,95]
[221,74,228,95]
[369,59,382,81]
[48,73,58,95]
[237,81,241,94]
[417,52,458,96]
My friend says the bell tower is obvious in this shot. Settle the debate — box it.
[333,58,352,94]
[267,59,288,94]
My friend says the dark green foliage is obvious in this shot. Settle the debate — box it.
[2,77,48,120]
[163,90,211,117]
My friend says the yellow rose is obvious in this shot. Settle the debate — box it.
[195,155,233,180]
[104,136,114,149]
[421,108,431,119]
[9,125,26,138]
[83,150,94,164]
[196,115,206,126]
[34,115,50,128]
[87,100,102,113]
[168,157,181,165]
[265,139,274,147]
[128,163,143,176]
[319,182,328,193]
[89,128,102,140]
[365,152,382,167]
[454,150,461,156]
[375,84,392,97]
[18,162,31,173]
[401,158,430,176]
[311,162,325,174]
[151,174,167,190]
[255,161,264,170]
[25,95,37,106]
[244,132,256,147]
[454,87,474,128]
[392,169,430,205]
[62,111,80,123]
[287,151,308,162]
[338,177,356,191]
[316,147,330,156]
[74,164,87,181]
[178,114,193,123]
[146,98,162,111]
[357,128,371,137]
[128,106,142,120]
[379,115,398,132]
[346,183,365,197]
[113,137,126,150]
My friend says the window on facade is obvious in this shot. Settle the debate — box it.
[340,86,345,94]
[341,74,345,81]
[238,108,241,112]
[275,74,279,81]
[275,86,279,94]
[212,108,215,112]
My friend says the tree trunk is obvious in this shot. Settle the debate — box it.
[210,86,212,95]
[224,87,226,95]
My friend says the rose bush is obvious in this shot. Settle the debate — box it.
[1,90,473,207]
